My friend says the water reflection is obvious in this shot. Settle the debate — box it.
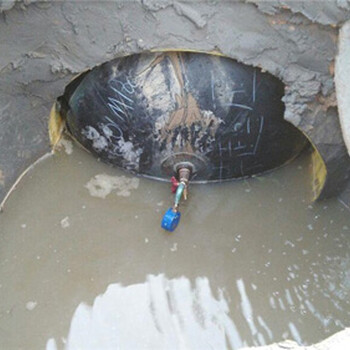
[46,275,243,350]
[45,263,350,349]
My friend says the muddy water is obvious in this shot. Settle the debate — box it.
[1,140,350,350]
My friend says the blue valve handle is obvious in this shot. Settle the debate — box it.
[161,179,187,232]
[161,208,181,232]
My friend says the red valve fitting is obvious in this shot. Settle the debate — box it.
[171,176,179,193]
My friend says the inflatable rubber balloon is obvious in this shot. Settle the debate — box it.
[57,51,307,182]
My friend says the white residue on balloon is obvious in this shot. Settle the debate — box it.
[81,126,108,152]
[85,174,139,198]
[117,139,143,168]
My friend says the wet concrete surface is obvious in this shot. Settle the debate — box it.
[1,140,350,349]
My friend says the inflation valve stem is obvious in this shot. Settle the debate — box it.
[161,165,192,232]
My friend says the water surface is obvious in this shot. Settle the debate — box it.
[1,140,350,349]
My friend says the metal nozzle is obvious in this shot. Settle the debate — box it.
[178,167,191,185]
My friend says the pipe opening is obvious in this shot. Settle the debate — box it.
[50,51,325,196]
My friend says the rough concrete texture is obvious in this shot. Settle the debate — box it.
[335,19,350,154]
[242,328,350,350]
[248,0,350,26]
[1,0,350,207]
[0,0,15,12]
[0,0,37,13]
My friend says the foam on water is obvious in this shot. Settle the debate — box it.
[85,174,140,198]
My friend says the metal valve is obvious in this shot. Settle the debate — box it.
[161,163,192,232]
